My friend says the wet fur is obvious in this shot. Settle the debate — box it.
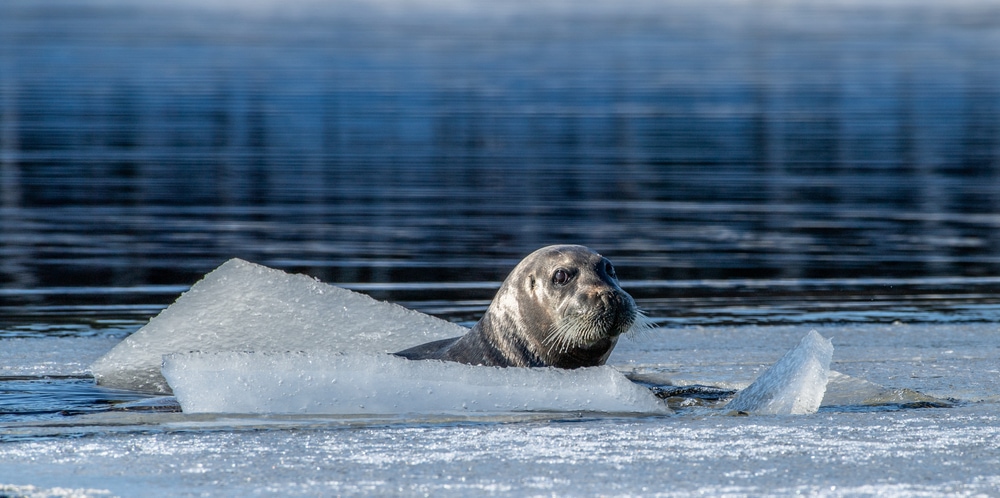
[394,245,651,368]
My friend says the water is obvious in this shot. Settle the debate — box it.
[2,0,1000,495]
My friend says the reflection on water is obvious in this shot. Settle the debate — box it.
[1,0,999,326]
[0,378,150,423]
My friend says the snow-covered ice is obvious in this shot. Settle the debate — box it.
[2,337,120,378]
[2,403,999,497]
[91,259,466,393]
[90,261,936,418]
[95,260,843,417]
[3,322,999,497]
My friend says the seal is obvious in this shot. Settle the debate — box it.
[394,245,650,368]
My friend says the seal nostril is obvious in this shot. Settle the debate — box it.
[604,260,617,279]
[593,289,618,308]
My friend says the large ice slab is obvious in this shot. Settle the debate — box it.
[91,259,467,393]
[162,352,669,415]
[725,330,833,415]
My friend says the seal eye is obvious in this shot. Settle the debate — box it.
[552,269,571,286]
[604,261,617,279]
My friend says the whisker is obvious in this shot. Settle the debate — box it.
[542,320,573,353]
[544,313,599,353]
[625,309,658,341]
[543,304,652,353]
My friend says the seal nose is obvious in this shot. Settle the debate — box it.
[591,288,633,314]
[591,289,635,337]
[598,258,618,281]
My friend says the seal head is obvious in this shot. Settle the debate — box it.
[394,245,648,368]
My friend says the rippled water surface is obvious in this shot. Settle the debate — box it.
[1,0,1000,495]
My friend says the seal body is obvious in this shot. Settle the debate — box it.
[394,245,645,368]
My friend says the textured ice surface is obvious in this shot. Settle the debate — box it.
[725,330,833,415]
[822,371,949,407]
[3,406,999,497]
[1,337,120,378]
[4,324,1000,497]
[91,259,466,393]
[0,484,112,498]
[610,323,1000,403]
[162,351,667,415]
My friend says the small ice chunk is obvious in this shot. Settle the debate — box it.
[725,330,833,415]
[822,371,951,408]
[91,259,467,393]
[162,352,669,415]
[822,371,895,407]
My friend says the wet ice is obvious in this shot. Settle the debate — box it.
[91,259,465,393]
[725,330,833,415]
[94,260,848,417]
[162,352,668,415]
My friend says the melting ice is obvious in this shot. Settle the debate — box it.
[93,259,842,417]
[162,352,667,415]
[725,330,833,415]
[91,259,465,393]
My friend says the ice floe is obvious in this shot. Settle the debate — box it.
[91,260,877,417]
[91,259,465,393]
[162,351,668,415]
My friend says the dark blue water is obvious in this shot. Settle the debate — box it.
[0,5,999,495]
[1,0,1000,334]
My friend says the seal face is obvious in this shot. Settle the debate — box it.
[394,245,649,368]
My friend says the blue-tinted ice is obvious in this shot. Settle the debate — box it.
[91,259,466,393]
[162,351,667,415]
[98,260,852,416]
[7,259,994,497]
[725,330,833,415]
